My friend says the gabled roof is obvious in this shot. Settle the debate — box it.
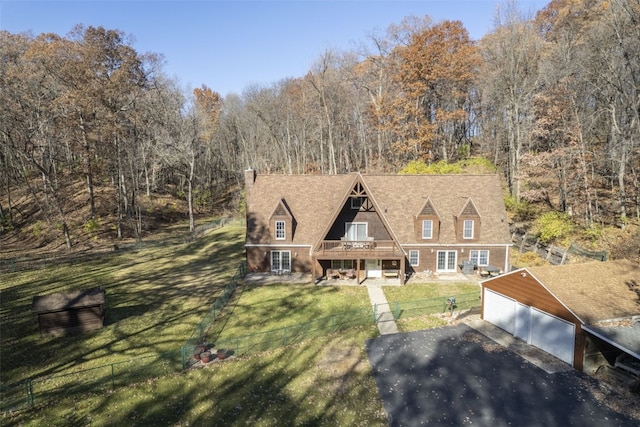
[270,198,293,220]
[311,173,401,251]
[525,260,640,324]
[245,172,510,246]
[417,198,440,217]
[457,198,480,217]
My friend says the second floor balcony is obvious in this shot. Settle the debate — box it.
[318,239,403,257]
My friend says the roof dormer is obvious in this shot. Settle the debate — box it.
[269,198,295,242]
[414,198,441,241]
[454,198,481,242]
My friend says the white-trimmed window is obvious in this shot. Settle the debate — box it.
[270,250,291,272]
[345,222,367,241]
[409,250,419,266]
[463,220,474,239]
[469,250,489,266]
[422,220,433,239]
[275,220,285,240]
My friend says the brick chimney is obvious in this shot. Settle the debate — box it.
[244,168,256,192]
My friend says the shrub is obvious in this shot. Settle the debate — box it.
[399,158,496,175]
[534,211,573,244]
[515,251,548,267]
[84,218,101,234]
[504,196,536,221]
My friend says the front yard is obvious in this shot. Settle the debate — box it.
[2,223,482,426]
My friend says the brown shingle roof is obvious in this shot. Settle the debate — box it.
[527,260,640,324]
[246,172,510,246]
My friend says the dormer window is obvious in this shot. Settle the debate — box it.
[275,220,286,240]
[422,220,433,239]
[463,220,474,239]
[415,198,440,241]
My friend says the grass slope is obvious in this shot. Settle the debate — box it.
[2,223,480,426]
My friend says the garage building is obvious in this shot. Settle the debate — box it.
[481,259,639,372]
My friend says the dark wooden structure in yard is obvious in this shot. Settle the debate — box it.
[31,287,106,336]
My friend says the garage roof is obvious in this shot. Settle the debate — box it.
[582,322,640,360]
[527,259,640,324]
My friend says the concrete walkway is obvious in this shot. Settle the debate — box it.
[366,284,399,335]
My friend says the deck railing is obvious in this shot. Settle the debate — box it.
[319,240,402,255]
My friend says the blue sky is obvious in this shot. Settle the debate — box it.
[1,1,548,96]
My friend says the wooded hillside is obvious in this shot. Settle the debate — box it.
[1,0,639,259]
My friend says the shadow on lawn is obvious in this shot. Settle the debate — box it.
[82,331,386,426]
[0,226,246,384]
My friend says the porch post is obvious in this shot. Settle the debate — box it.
[400,257,406,285]
[311,256,316,283]
[357,258,361,285]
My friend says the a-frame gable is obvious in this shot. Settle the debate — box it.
[312,173,402,252]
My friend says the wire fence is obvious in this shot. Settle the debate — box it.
[0,217,245,274]
[208,307,375,359]
[180,262,246,368]
[386,291,481,320]
[2,277,481,414]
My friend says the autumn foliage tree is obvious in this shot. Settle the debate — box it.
[383,19,480,163]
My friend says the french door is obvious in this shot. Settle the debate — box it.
[436,250,457,272]
[270,250,291,272]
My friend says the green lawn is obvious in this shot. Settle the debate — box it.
[1,224,480,426]
[0,225,246,385]
[383,282,481,332]
[210,283,372,339]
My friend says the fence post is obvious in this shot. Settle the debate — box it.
[25,379,34,407]
[283,326,288,346]
[111,364,115,390]
[372,304,378,323]
[394,301,400,319]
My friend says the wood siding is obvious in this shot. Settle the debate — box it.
[37,306,104,336]
[482,272,585,371]
[326,205,391,240]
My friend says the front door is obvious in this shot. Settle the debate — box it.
[365,259,381,278]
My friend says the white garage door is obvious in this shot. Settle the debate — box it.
[483,289,516,334]
[484,289,575,366]
[530,307,575,365]
[514,303,531,342]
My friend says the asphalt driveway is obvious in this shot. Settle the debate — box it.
[366,325,636,426]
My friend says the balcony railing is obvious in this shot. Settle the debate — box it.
[319,240,402,256]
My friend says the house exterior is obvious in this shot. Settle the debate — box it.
[244,170,511,285]
[481,259,640,373]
